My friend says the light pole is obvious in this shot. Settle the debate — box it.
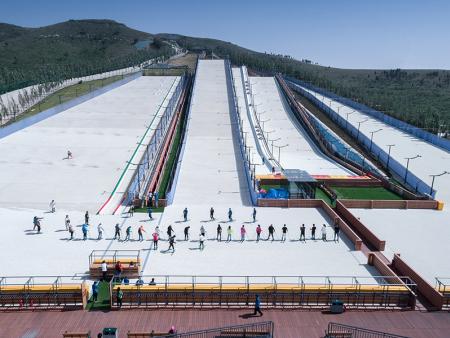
[345,110,355,129]
[404,155,421,182]
[274,144,289,163]
[429,171,449,195]
[369,129,383,152]
[265,130,275,141]
[386,144,395,168]
[260,118,270,131]
[356,118,369,140]
[270,137,281,154]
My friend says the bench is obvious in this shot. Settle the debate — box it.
[220,331,271,336]
[63,331,91,338]
[325,332,352,338]
[127,332,171,337]
[89,259,141,279]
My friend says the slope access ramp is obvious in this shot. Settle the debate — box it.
[170,60,251,206]
[249,76,355,176]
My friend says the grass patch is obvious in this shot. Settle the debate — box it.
[157,110,186,199]
[331,186,402,200]
[134,206,165,213]
[6,75,125,126]
[315,188,333,205]
[86,281,111,311]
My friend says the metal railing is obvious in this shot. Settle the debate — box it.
[225,60,259,204]
[172,321,273,338]
[109,274,416,309]
[88,250,141,266]
[325,322,409,338]
[436,277,450,308]
[123,75,186,206]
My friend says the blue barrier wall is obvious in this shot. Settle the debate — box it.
[0,72,142,140]
[288,79,436,197]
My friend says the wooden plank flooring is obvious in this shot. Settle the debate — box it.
[1,309,449,337]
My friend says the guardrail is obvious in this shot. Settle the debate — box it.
[0,275,88,310]
[225,60,258,205]
[109,274,416,310]
[436,277,450,309]
[127,321,274,338]
[325,322,409,338]
[123,76,186,208]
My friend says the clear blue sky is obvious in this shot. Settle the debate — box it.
[2,0,450,69]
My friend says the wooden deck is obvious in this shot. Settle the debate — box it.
[1,309,449,337]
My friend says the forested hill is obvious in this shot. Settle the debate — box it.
[1,20,449,133]
[160,34,450,134]
[0,20,173,93]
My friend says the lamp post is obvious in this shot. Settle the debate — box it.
[429,171,449,195]
[260,118,270,131]
[386,144,395,168]
[404,155,421,182]
[369,129,383,152]
[265,130,275,141]
[274,144,289,163]
[345,110,355,129]
[270,137,281,154]
[356,118,369,140]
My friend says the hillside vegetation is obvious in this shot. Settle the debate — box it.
[161,34,450,134]
[0,20,448,134]
[0,20,173,93]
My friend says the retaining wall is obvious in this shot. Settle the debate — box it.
[391,254,443,310]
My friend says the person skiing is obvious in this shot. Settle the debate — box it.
[311,224,317,240]
[300,224,306,241]
[85,211,89,224]
[281,224,288,242]
[114,223,121,240]
[199,233,205,250]
[49,200,56,213]
[256,224,262,242]
[240,225,246,242]
[155,225,160,236]
[152,231,159,250]
[65,215,70,230]
[68,223,74,240]
[67,150,73,159]
[226,226,233,242]
[168,235,176,252]
[138,225,146,241]
[183,208,188,222]
[97,223,104,240]
[216,224,222,241]
[268,224,275,241]
[184,226,190,241]
[147,206,153,220]
[167,225,174,238]
[125,226,132,241]
[210,207,215,220]
[200,225,206,237]
[82,223,89,240]
[321,224,327,241]
[252,208,257,222]
[228,208,233,222]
